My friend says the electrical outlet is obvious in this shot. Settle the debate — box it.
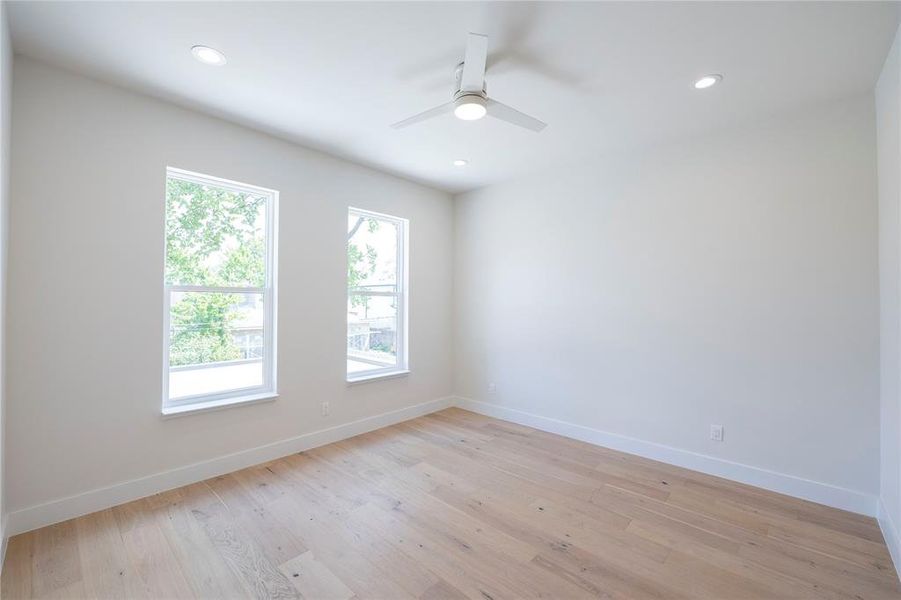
[321,401,330,417]
[487,382,497,394]
[710,424,724,442]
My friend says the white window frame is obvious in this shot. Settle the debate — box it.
[347,207,409,383]
[162,167,279,414]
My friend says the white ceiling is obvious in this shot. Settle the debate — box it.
[7,1,900,193]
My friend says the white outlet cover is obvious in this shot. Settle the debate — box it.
[710,424,724,442]
[487,383,497,394]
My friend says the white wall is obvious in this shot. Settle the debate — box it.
[455,96,880,511]
[0,0,13,549]
[5,58,453,525]
[877,23,901,571]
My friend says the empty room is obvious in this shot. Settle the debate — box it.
[1,0,901,598]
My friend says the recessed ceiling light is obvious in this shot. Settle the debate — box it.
[453,159,469,167]
[694,74,723,89]
[192,45,227,66]
[454,95,487,121]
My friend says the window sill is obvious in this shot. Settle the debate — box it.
[346,369,410,385]
[162,392,278,419]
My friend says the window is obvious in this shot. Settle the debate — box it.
[163,168,277,413]
[347,208,408,381]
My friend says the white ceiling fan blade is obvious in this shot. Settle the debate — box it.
[460,33,488,93]
[486,98,547,132]
[390,101,455,129]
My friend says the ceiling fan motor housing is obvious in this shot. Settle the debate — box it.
[454,62,487,98]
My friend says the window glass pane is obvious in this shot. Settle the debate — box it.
[169,291,264,399]
[347,294,398,374]
[347,212,397,290]
[166,177,267,287]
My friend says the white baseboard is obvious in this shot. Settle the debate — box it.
[879,497,901,579]
[5,396,454,537]
[455,397,878,517]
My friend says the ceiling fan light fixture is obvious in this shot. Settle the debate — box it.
[454,95,487,121]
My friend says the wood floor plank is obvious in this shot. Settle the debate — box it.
[2,532,34,599]
[766,518,894,571]
[351,499,593,599]
[31,520,82,598]
[205,472,309,566]
[3,408,898,599]
[267,494,418,599]
[188,483,300,600]
[418,579,469,600]
[658,550,787,599]
[153,486,254,599]
[274,458,443,597]
[74,509,149,599]
[739,532,901,598]
[254,455,424,598]
[664,486,772,536]
[530,539,683,599]
[278,550,355,600]
[120,520,196,599]
[305,446,584,599]
[409,460,672,569]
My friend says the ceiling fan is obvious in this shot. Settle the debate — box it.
[390,33,547,133]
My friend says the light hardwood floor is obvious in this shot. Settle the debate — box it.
[2,407,899,599]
